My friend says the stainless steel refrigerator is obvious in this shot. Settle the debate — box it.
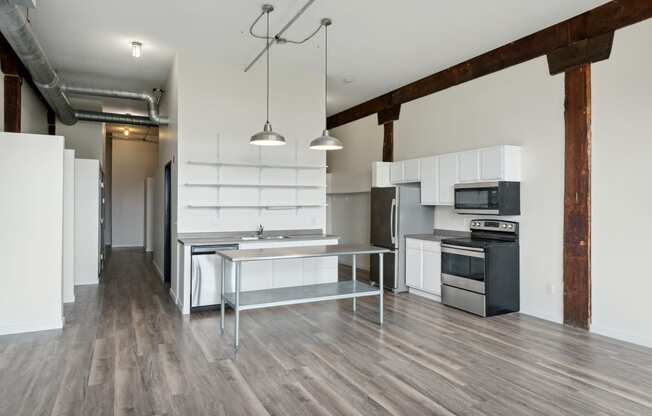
[370,184,434,292]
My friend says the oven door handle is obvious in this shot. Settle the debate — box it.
[441,245,485,258]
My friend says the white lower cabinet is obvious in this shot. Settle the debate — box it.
[405,238,442,299]
[238,238,338,291]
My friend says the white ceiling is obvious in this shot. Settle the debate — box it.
[29,0,608,115]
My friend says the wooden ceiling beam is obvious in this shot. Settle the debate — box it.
[327,0,652,129]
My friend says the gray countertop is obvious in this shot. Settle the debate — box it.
[177,229,339,246]
[217,244,390,262]
[405,229,470,242]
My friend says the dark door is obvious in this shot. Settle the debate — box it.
[164,161,172,286]
[370,187,396,249]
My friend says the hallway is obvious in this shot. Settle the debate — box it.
[1,248,652,416]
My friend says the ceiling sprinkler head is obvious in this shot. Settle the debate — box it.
[262,4,274,13]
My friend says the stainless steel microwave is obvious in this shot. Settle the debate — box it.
[454,181,520,215]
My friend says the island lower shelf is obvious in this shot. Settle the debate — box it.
[223,280,380,311]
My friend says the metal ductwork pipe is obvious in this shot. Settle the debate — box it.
[0,0,77,124]
[75,110,158,127]
[62,85,169,125]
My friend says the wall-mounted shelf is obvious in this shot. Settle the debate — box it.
[187,160,327,169]
[184,182,325,188]
[187,203,327,209]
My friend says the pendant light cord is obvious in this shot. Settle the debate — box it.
[324,24,328,127]
[266,10,270,124]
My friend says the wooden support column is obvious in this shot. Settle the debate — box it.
[47,109,56,135]
[382,122,394,162]
[377,105,400,162]
[1,51,22,133]
[563,64,592,330]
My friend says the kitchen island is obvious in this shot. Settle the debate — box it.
[175,230,339,315]
[217,244,390,350]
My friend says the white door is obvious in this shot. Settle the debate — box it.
[390,162,404,184]
[458,150,480,182]
[422,247,441,295]
[272,259,304,288]
[479,146,504,181]
[437,154,459,205]
[420,157,437,205]
[405,245,422,289]
[403,159,421,182]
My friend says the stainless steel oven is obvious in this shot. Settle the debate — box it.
[441,244,486,294]
[440,219,520,317]
[441,243,487,316]
[454,181,520,215]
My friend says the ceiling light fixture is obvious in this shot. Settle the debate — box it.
[123,129,129,136]
[310,19,343,151]
[250,5,286,146]
[131,41,142,58]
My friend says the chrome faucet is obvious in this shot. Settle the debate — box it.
[256,224,264,237]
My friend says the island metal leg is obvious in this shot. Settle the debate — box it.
[352,254,357,312]
[234,261,241,351]
[379,252,384,325]
[220,259,225,334]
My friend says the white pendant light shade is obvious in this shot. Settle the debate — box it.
[251,5,286,147]
[251,121,286,146]
[309,129,342,150]
[311,18,342,151]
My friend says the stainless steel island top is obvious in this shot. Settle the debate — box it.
[217,244,388,350]
[217,243,390,262]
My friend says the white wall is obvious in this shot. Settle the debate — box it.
[74,159,100,285]
[328,115,383,270]
[56,99,105,166]
[20,81,49,134]
[154,56,179,287]
[177,51,326,234]
[0,133,64,335]
[111,139,158,247]
[62,149,76,303]
[591,20,652,348]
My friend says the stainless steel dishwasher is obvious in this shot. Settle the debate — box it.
[190,244,238,312]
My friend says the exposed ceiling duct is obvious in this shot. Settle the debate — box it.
[75,110,159,127]
[0,0,168,127]
[0,0,77,124]
[62,85,169,125]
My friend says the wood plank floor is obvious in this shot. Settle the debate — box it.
[1,248,652,416]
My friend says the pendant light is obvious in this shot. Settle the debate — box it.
[251,5,286,146]
[310,18,343,151]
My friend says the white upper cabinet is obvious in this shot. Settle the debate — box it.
[420,156,437,205]
[437,153,459,205]
[381,144,520,205]
[403,159,421,182]
[452,145,522,184]
[459,150,480,182]
[371,162,392,187]
[390,159,421,184]
[390,162,403,184]
[479,146,503,180]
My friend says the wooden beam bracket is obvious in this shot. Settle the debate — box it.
[547,31,614,75]
[377,104,401,125]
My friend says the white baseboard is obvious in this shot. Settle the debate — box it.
[408,287,442,302]
[591,324,652,349]
[0,317,64,336]
[111,244,144,249]
[75,281,99,286]
[63,294,75,304]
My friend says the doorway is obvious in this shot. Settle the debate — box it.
[164,161,172,286]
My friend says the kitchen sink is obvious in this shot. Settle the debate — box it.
[240,235,290,241]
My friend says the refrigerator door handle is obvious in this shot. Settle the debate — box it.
[390,198,397,245]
